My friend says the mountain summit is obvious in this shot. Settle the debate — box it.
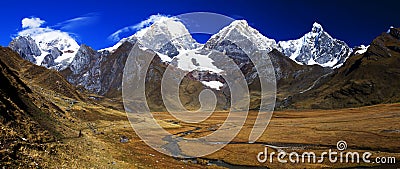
[9,29,79,70]
[277,22,352,68]
[102,16,200,60]
[205,20,277,52]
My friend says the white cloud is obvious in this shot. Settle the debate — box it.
[17,17,80,59]
[16,14,99,46]
[22,17,45,29]
[53,12,99,30]
[108,14,177,42]
[18,27,69,39]
[18,17,76,42]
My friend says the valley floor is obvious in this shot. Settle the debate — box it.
[3,87,400,168]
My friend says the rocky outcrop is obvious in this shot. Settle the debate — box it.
[9,36,41,63]
[61,44,105,94]
[389,27,400,39]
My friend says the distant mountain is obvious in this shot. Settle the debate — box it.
[277,22,352,68]
[9,30,79,71]
[101,17,200,60]
[289,27,400,108]
[205,20,277,53]
[201,20,333,108]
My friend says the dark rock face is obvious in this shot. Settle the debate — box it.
[9,36,41,63]
[61,44,107,94]
[204,39,248,61]
[158,41,179,57]
[42,47,62,67]
[98,42,133,97]
[61,42,133,97]
[389,27,400,39]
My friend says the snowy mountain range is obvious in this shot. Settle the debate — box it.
[100,19,353,70]
[8,17,364,94]
[7,16,400,111]
[9,17,357,71]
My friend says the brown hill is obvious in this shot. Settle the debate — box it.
[0,47,81,166]
[0,47,83,101]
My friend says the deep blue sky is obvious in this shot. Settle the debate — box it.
[1,0,399,50]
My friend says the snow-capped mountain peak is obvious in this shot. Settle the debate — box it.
[134,17,187,39]
[101,16,200,58]
[207,20,277,51]
[135,17,200,53]
[10,28,79,70]
[277,22,352,68]
[311,22,323,33]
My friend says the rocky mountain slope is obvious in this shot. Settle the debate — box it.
[0,47,82,166]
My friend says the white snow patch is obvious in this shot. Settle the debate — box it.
[136,46,173,62]
[54,51,76,63]
[35,51,48,65]
[319,58,338,67]
[201,81,224,90]
[174,49,223,73]
[354,45,369,55]
[156,52,173,62]
[387,26,394,33]
[307,58,318,65]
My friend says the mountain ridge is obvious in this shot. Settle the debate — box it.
[7,18,400,110]
[10,19,356,71]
